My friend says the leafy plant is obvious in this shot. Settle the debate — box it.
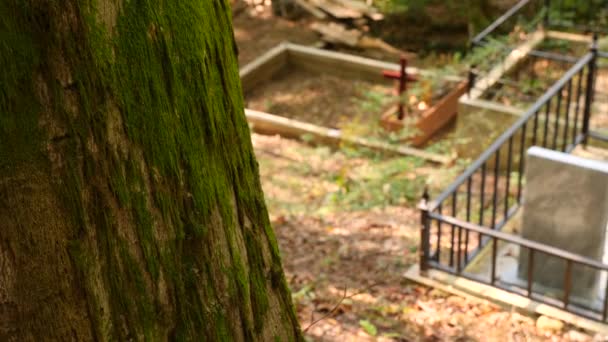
[359,319,378,336]
[319,156,427,212]
[546,0,607,29]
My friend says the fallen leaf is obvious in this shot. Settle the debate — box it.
[536,315,564,332]
[359,319,378,336]
[416,300,435,313]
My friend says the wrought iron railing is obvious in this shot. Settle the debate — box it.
[467,0,607,97]
[471,0,608,47]
[468,1,579,99]
[470,0,538,48]
[466,51,580,104]
[419,45,608,321]
[421,214,608,321]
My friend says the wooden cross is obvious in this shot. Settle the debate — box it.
[382,56,417,120]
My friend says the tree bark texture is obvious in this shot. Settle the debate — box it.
[0,1,301,340]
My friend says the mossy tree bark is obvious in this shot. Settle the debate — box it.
[0,1,301,340]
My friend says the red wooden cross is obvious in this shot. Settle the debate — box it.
[382,56,417,120]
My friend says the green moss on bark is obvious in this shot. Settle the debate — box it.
[0,2,43,172]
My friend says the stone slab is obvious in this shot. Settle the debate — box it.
[404,264,608,335]
[519,147,608,300]
[244,109,452,164]
[454,99,521,160]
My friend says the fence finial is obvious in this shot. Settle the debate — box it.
[582,34,598,147]
[418,186,430,212]
[419,186,431,273]
[591,32,599,52]
[467,66,477,97]
[422,186,429,202]
[543,0,550,26]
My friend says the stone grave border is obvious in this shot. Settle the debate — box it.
[404,263,608,335]
[239,42,459,164]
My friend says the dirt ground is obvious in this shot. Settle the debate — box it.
[234,3,608,341]
[232,2,318,66]
[245,68,395,129]
[252,134,603,341]
[244,66,457,133]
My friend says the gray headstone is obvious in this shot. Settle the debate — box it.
[518,147,608,301]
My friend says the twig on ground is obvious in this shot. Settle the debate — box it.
[303,282,381,332]
[256,148,301,163]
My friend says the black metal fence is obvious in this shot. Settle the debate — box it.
[467,0,607,98]
[471,0,539,48]
[419,44,608,321]
[471,0,608,47]
[467,49,581,104]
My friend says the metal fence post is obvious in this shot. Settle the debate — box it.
[543,0,551,27]
[467,67,477,97]
[419,188,431,273]
[582,33,598,146]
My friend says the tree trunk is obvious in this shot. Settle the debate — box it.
[0,1,301,340]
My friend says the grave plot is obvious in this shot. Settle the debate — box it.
[462,147,608,315]
[378,57,468,147]
[465,32,592,110]
[240,43,465,164]
[412,27,608,329]
[480,37,590,108]
[245,66,394,131]
[455,31,595,159]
